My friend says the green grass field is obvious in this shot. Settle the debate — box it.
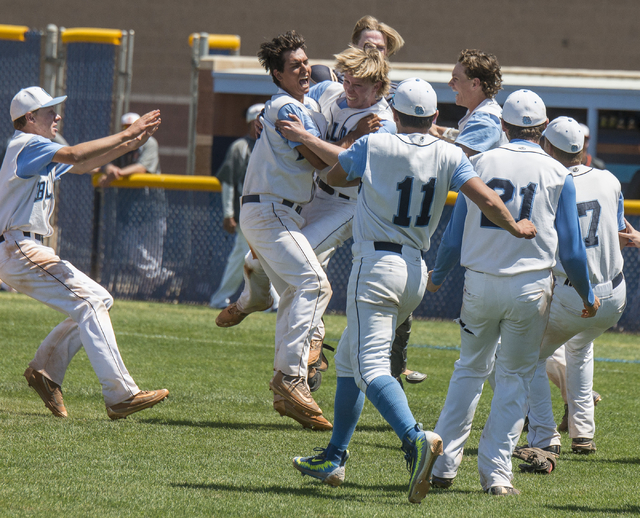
[1,292,639,517]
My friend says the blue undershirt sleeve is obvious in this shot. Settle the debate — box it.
[338,135,369,181]
[376,119,397,135]
[307,82,332,103]
[455,112,503,153]
[618,192,625,231]
[431,193,467,285]
[556,174,595,305]
[16,138,65,178]
[277,104,322,150]
[449,153,478,192]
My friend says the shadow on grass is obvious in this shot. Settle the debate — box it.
[559,455,640,465]
[545,504,640,514]
[139,417,300,431]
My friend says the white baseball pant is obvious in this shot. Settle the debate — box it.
[333,242,427,392]
[0,231,139,406]
[527,275,626,445]
[433,269,552,491]
[239,198,332,377]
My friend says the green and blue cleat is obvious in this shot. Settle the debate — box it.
[402,425,443,503]
[292,448,350,487]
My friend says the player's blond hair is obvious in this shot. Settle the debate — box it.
[350,15,405,58]
[334,46,390,99]
[458,49,502,99]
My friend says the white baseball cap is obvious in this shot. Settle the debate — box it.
[10,86,67,121]
[543,116,584,153]
[121,112,140,126]
[578,123,590,138]
[502,89,547,127]
[392,78,437,117]
[246,103,265,123]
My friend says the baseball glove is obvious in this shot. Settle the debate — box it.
[513,446,557,474]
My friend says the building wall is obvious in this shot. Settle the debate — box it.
[6,0,640,173]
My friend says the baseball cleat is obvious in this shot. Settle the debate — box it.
[292,448,349,487]
[571,437,596,454]
[269,371,322,416]
[430,475,454,489]
[402,425,443,504]
[215,298,273,328]
[273,394,332,430]
[24,367,67,418]
[486,486,520,496]
[106,389,169,420]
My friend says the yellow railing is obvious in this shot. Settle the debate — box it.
[92,173,221,192]
[0,24,29,41]
[92,174,640,215]
[61,28,123,45]
[188,33,240,52]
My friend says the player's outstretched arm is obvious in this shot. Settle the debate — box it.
[69,125,159,175]
[426,270,441,293]
[620,218,640,248]
[460,177,537,239]
[53,110,161,167]
[276,114,341,167]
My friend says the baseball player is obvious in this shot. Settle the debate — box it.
[525,117,626,455]
[430,49,507,156]
[291,79,536,503]
[0,86,168,419]
[219,46,396,429]
[427,91,599,495]
[236,31,336,429]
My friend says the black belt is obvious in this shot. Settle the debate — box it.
[241,195,302,215]
[317,179,351,200]
[0,231,43,244]
[374,241,403,254]
[564,271,623,290]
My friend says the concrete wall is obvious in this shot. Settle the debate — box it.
[6,0,640,173]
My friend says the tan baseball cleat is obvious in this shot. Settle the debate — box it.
[215,298,273,328]
[24,367,67,418]
[106,389,169,420]
[273,394,333,430]
[269,371,322,416]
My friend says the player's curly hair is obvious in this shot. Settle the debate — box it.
[334,46,390,99]
[350,15,405,58]
[258,31,307,87]
[458,49,502,99]
[545,138,583,164]
[503,121,546,143]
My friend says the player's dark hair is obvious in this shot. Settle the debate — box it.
[258,31,307,87]
[458,49,502,99]
[394,108,435,130]
[503,121,545,143]
[13,115,28,130]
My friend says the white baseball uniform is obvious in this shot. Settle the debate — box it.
[332,132,476,390]
[236,82,395,318]
[455,98,508,153]
[430,140,595,491]
[239,89,330,378]
[0,131,139,406]
[527,164,626,446]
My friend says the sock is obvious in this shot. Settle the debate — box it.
[325,377,365,463]
[366,375,417,442]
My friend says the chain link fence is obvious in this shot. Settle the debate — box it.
[94,187,640,333]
